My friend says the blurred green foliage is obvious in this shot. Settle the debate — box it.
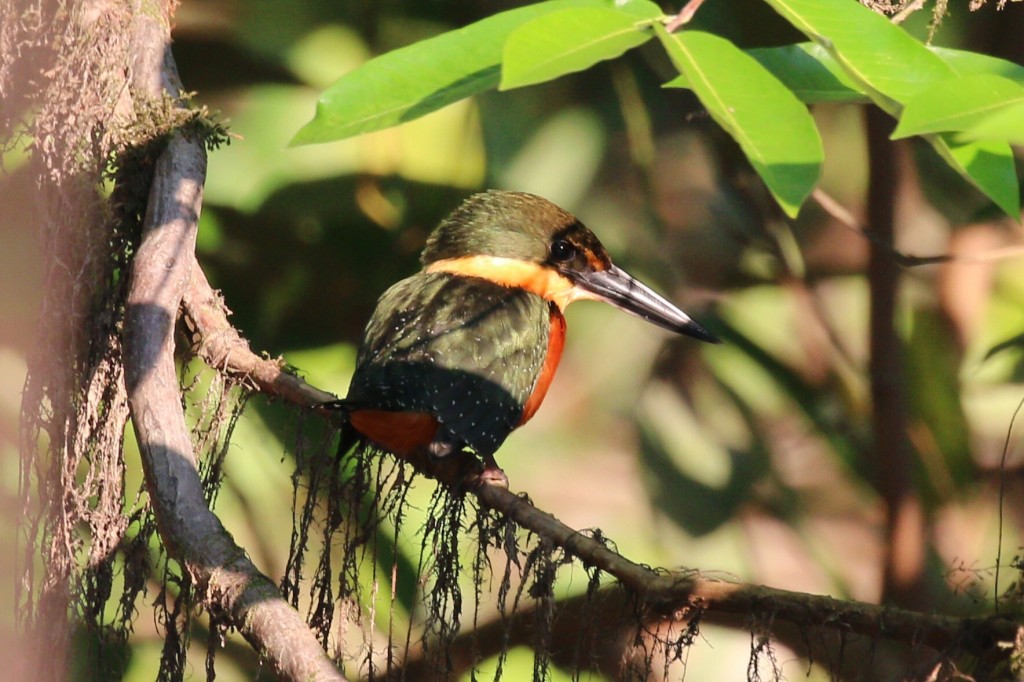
[4,0,1024,679]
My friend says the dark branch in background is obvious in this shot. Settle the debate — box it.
[120,7,345,682]
[471,485,1019,657]
[391,501,1022,680]
[865,107,927,610]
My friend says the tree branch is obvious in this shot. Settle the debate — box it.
[174,288,1023,667]
[391,575,1018,681]
[472,483,1020,657]
[121,7,345,681]
[182,261,336,407]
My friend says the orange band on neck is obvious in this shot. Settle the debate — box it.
[425,256,597,310]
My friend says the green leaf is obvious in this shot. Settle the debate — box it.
[657,27,823,218]
[893,74,1024,138]
[748,43,868,103]
[291,0,615,146]
[667,42,867,103]
[934,47,1024,87]
[761,0,953,110]
[901,71,1023,218]
[935,49,1024,144]
[984,331,1024,361]
[958,102,1024,144]
[758,0,1020,217]
[933,136,1020,218]
[500,6,660,90]
[671,43,1024,106]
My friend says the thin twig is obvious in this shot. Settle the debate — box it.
[813,188,1024,266]
[892,0,928,23]
[994,393,1024,612]
[182,261,337,407]
[664,0,708,33]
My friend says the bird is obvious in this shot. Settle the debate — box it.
[327,190,718,487]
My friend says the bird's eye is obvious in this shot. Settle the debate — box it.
[550,238,576,262]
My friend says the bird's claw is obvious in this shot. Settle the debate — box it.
[463,455,508,491]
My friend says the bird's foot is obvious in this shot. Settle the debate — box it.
[463,455,508,491]
[416,445,508,492]
[428,439,459,459]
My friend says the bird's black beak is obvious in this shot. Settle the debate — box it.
[573,265,720,343]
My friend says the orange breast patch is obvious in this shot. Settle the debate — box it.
[349,410,439,457]
[519,306,566,426]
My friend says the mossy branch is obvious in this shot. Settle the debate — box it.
[120,5,345,681]
[184,263,1024,674]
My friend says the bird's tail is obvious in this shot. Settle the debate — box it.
[320,399,361,459]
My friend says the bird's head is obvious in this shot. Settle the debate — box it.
[422,190,718,343]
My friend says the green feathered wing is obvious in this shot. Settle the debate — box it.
[345,271,551,456]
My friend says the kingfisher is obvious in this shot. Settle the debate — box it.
[328,190,717,486]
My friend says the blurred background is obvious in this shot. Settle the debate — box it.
[4,0,1024,679]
